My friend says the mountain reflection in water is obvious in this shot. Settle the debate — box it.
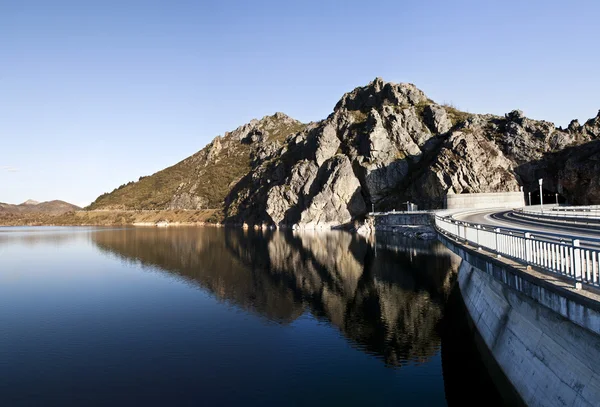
[92,227,459,368]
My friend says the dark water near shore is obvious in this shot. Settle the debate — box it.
[0,227,503,406]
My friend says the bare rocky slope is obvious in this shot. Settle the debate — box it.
[89,78,600,228]
[88,112,306,212]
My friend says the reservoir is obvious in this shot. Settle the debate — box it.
[0,227,504,406]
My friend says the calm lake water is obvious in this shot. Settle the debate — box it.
[0,227,503,406]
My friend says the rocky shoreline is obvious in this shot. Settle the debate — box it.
[132,215,438,241]
[1,211,438,241]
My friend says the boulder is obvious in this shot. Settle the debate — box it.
[424,105,452,134]
[265,160,319,225]
[315,123,341,166]
[169,192,209,210]
[298,155,366,228]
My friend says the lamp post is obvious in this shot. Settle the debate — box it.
[528,192,532,206]
[555,193,559,206]
[520,186,524,207]
[539,178,544,213]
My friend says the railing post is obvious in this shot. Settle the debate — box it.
[574,239,582,290]
[495,228,501,257]
[524,232,532,268]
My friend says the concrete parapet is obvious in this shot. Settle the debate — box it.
[445,192,525,210]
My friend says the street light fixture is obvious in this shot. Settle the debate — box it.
[539,178,544,213]
[520,187,524,207]
[528,192,532,206]
[555,193,559,206]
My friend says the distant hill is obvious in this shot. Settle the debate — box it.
[0,200,81,215]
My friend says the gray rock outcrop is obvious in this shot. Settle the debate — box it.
[298,155,366,229]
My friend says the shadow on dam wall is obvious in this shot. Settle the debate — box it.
[441,285,521,407]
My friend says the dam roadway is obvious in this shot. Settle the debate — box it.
[432,206,600,406]
[452,208,600,241]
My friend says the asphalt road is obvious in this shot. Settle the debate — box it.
[452,208,600,243]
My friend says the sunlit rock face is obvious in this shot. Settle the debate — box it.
[220,87,598,219]
[92,228,459,367]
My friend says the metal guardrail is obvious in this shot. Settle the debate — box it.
[435,215,600,289]
[368,210,438,216]
[552,205,600,212]
[516,207,600,223]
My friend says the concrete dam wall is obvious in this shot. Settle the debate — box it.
[441,236,600,406]
[370,212,436,239]
[373,212,433,227]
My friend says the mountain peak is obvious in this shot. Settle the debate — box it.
[334,78,429,112]
[21,199,39,205]
[257,112,301,126]
[269,112,294,121]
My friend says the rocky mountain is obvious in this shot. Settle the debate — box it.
[0,200,81,214]
[89,78,600,228]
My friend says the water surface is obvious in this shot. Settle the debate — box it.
[0,226,501,406]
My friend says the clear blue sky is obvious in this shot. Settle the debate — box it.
[2,0,599,207]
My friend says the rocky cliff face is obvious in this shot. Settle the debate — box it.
[90,78,600,227]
